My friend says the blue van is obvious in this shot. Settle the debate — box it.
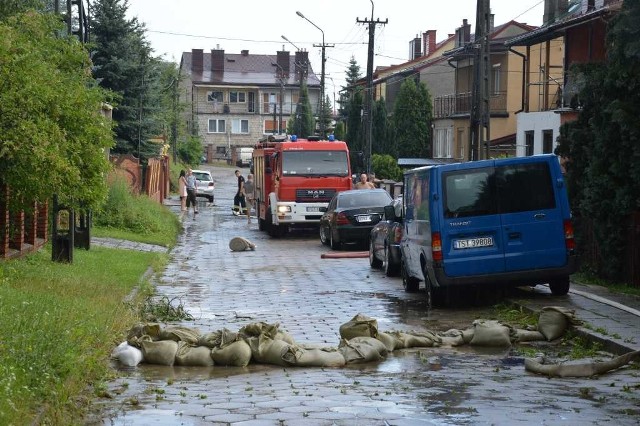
[400,154,577,306]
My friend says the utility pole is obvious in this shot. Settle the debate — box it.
[296,12,334,139]
[357,1,387,174]
[469,0,491,161]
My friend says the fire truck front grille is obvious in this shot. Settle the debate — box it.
[296,189,336,203]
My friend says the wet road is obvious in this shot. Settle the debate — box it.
[91,164,640,425]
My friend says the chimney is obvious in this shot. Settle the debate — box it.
[276,50,290,76]
[211,49,224,73]
[544,0,557,24]
[422,30,437,57]
[456,19,472,47]
[409,36,422,60]
[241,49,249,56]
[294,50,309,78]
[191,49,203,73]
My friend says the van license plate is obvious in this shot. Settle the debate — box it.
[307,207,322,212]
[454,237,494,249]
[356,215,372,223]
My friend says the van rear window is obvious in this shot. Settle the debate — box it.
[443,162,555,218]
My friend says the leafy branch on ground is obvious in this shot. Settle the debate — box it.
[137,296,194,322]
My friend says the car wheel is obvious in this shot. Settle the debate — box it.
[549,276,570,296]
[330,229,341,250]
[208,195,214,203]
[401,259,419,293]
[369,239,382,269]
[384,246,400,277]
[320,225,329,246]
[422,264,434,309]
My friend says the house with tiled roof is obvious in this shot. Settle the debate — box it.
[433,18,538,162]
[505,0,624,157]
[179,48,320,159]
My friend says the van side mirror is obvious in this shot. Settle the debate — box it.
[384,204,397,221]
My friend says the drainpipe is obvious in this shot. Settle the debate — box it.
[509,47,527,114]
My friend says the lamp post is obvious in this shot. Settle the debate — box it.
[271,63,285,134]
[281,35,300,52]
[296,11,325,138]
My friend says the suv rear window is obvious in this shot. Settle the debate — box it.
[443,162,555,218]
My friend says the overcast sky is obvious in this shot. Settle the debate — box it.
[126,0,545,95]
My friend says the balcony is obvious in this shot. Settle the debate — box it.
[433,91,507,118]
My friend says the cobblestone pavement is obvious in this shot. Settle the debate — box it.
[90,164,640,426]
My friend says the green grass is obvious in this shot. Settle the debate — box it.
[93,175,181,247]
[573,272,640,297]
[0,245,167,424]
[491,303,538,328]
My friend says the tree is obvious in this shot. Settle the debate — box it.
[339,57,364,154]
[320,94,334,138]
[392,77,432,158]
[371,154,402,182]
[0,0,48,20]
[287,81,315,138]
[0,11,113,212]
[91,0,163,161]
[372,98,392,156]
[555,0,640,281]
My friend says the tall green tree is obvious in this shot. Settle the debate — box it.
[555,0,640,281]
[392,78,432,158]
[320,94,334,138]
[287,81,315,138]
[91,0,163,160]
[340,57,364,154]
[0,11,113,212]
[372,98,392,156]
[0,0,48,20]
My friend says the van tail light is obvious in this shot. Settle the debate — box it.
[432,232,443,262]
[564,220,576,251]
[336,212,350,225]
[208,182,214,187]
[393,226,403,244]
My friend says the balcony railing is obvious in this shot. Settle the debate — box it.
[433,91,507,118]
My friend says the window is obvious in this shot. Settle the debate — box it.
[542,130,553,154]
[263,93,278,113]
[492,64,501,94]
[208,119,226,133]
[264,119,286,134]
[281,151,349,176]
[207,91,223,103]
[232,119,249,134]
[442,162,555,218]
[525,131,534,156]
[434,127,452,158]
[229,91,246,103]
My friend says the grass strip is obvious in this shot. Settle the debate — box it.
[0,244,166,424]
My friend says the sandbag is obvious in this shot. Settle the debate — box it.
[247,335,293,366]
[339,336,387,363]
[198,328,239,348]
[376,332,401,352]
[515,329,546,342]
[525,351,640,377]
[469,320,514,347]
[239,322,296,344]
[339,313,379,340]
[284,347,346,367]
[111,341,144,367]
[159,326,201,344]
[537,306,579,341]
[211,340,252,367]
[175,342,214,367]
[127,323,161,342]
[395,330,441,348]
[229,237,256,252]
[438,329,466,347]
[141,339,179,366]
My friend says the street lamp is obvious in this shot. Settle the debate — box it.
[296,10,326,138]
[281,35,300,52]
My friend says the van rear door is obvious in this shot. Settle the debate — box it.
[439,162,505,277]
[496,157,567,272]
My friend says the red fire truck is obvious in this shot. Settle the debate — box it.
[252,135,352,237]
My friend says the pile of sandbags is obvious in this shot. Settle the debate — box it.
[111,307,598,374]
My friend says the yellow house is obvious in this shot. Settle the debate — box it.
[433,19,537,161]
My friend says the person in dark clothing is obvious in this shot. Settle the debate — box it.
[233,170,246,216]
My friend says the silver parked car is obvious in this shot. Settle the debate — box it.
[192,169,215,202]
